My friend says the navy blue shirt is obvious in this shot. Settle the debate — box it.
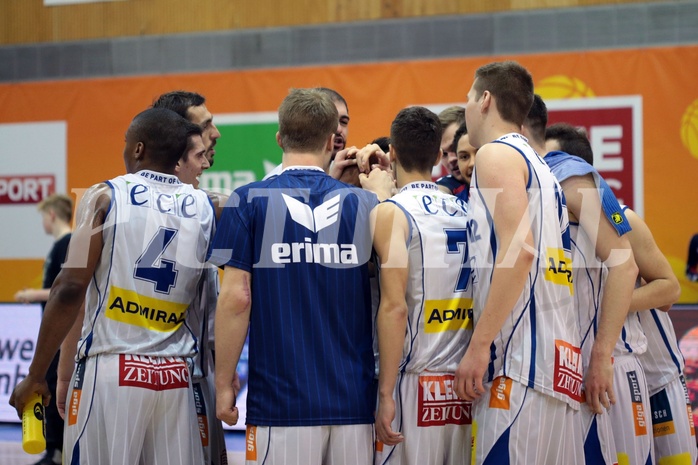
[209,168,378,426]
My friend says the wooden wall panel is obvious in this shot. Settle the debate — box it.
[0,0,664,45]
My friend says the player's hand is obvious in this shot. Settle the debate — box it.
[356,144,390,174]
[329,147,360,180]
[9,373,50,419]
[454,343,488,401]
[216,385,239,426]
[584,352,615,414]
[56,378,70,419]
[14,289,32,303]
[375,395,404,446]
[359,168,395,201]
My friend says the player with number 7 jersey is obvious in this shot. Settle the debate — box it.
[373,107,473,465]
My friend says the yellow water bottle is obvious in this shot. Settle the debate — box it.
[21,392,46,454]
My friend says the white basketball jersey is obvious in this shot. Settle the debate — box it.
[468,133,582,409]
[638,309,685,394]
[390,182,472,374]
[77,170,215,359]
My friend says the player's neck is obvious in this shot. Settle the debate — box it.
[395,165,432,189]
[282,152,329,172]
[483,117,522,144]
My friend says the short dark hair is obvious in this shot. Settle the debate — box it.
[316,87,348,113]
[152,91,206,119]
[474,61,534,126]
[390,106,442,173]
[371,136,391,153]
[128,108,203,169]
[545,123,593,165]
[450,122,468,153]
[278,88,338,153]
[524,94,548,146]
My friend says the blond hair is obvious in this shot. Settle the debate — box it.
[38,194,74,223]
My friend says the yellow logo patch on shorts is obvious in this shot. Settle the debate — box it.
[105,286,188,332]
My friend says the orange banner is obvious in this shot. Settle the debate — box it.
[1,45,697,302]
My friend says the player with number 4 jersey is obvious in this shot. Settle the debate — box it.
[10,108,218,465]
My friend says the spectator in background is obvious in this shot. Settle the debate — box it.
[14,194,74,465]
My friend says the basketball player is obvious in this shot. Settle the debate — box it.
[153,90,229,465]
[435,106,467,195]
[265,87,352,179]
[210,88,391,465]
[373,106,472,465]
[453,61,583,464]
[523,95,638,465]
[10,108,218,465]
[627,208,696,465]
[451,122,477,200]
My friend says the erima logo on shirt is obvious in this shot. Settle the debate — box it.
[271,194,357,265]
[283,193,339,232]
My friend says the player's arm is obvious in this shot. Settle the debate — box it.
[14,288,51,303]
[214,266,251,426]
[56,300,85,419]
[624,208,681,312]
[206,190,230,222]
[373,202,409,445]
[9,183,110,417]
[562,174,637,414]
[454,144,534,401]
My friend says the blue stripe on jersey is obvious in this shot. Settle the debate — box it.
[527,293,537,388]
[621,326,633,353]
[210,170,378,426]
[493,139,532,190]
[649,309,682,375]
[69,359,99,464]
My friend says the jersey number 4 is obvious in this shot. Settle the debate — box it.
[133,227,179,294]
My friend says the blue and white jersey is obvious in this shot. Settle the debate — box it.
[389,181,472,374]
[467,133,582,409]
[569,221,605,372]
[187,265,219,379]
[638,309,685,395]
[78,170,215,359]
[209,166,379,427]
[545,149,630,374]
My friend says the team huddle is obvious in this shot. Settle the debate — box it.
[9,61,697,465]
